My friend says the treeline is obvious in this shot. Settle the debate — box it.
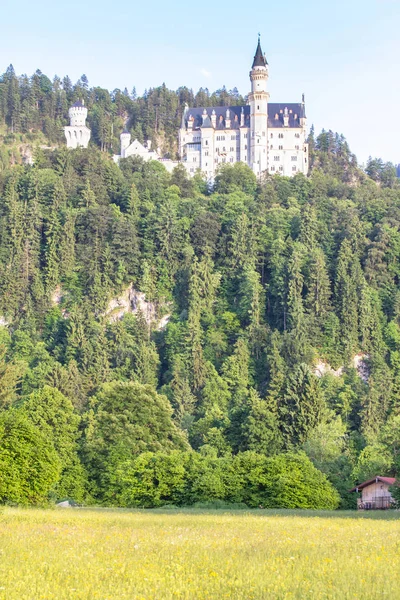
[0,382,339,509]
[1,64,397,183]
[0,64,245,160]
[0,137,400,508]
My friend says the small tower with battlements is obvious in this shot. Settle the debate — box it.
[120,129,132,158]
[64,100,91,149]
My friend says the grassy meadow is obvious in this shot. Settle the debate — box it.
[0,507,399,599]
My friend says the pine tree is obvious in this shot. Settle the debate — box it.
[284,244,310,363]
[241,388,282,455]
[304,246,332,340]
[278,364,326,447]
[335,238,363,360]
[0,345,21,408]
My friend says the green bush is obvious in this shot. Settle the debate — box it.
[20,386,88,502]
[0,411,60,505]
[82,381,188,502]
[108,450,340,510]
[113,451,187,508]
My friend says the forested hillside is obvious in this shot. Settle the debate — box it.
[0,64,245,163]
[1,65,400,509]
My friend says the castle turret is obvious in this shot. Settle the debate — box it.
[120,129,131,157]
[64,100,91,149]
[248,35,269,175]
[69,100,88,127]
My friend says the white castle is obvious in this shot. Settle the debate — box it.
[64,100,91,149]
[67,38,309,179]
[112,133,177,171]
[113,131,179,172]
[179,37,308,179]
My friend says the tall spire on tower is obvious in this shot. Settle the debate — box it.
[252,34,268,68]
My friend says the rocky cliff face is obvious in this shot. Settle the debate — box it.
[104,283,170,330]
[314,353,370,382]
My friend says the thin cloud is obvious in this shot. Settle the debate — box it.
[200,68,211,78]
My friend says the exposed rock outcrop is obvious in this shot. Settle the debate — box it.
[314,360,343,378]
[314,353,370,382]
[105,284,170,330]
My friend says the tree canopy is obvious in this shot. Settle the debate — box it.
[0,66,400,508]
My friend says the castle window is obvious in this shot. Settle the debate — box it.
[291,156,297,161]
[244,133,248,138]
[279,165,283,171]
[270,145,273,149]
[279,145,283,150]
[205,151,209,156]
[245,145,247,150]
[223,147,226,152]
[295,133,300,138]
[257,105,260,110]
[292,166,297,172]
[205,140,208,145]
[270,165,275,172]
[190,168,194,172]
[270,133,273,138]
[231,135,236,140]
[262,131,265,136]
[230,158,234,162]
[278,133,284,139]
[193,157,197,162]
[295,145,299,150]
[274,156,280,161]
[230,147,234,152]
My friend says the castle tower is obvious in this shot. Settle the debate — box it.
[120,129,132,158]
[64,100,91,149]
[248,36,269,175]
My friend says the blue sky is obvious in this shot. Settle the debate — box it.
[1,0,399,164]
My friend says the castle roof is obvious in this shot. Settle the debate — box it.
[252,37,268,68]
[188,105,249,129]
[200,114,214,129]
[184,103,305,130]
[268,103,306,127]
[71,100,85,108]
